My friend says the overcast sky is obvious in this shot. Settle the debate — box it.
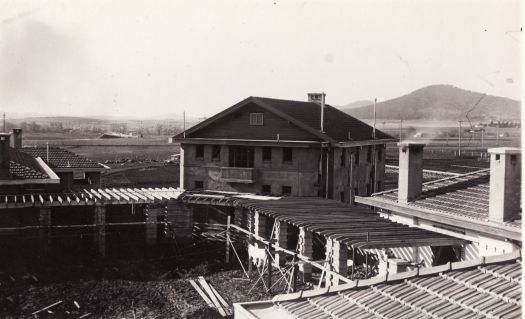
[0,0,521,118]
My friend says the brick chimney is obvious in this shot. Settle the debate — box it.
[11,128,22,149]
[307,92,326,132]
[307,93,323,104]
[0,133,11,178]
[397,142,425,203]
[488,147,521,223]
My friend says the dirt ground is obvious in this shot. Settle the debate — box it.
[0,233,288,319]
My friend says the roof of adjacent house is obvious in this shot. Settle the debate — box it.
[383,165,460,190]
[175,96,393,144]
[21,147,105,171]
[0,149,50,180]
[355,169,522,240]
[237,252,522,319]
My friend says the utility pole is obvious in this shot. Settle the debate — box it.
[399,119,403,141]
[496,118,500,142]
[458,121,463,157]
[183,112,186,138]
[2,112,5,132]
[481,129,484,147]
[372,98,377,139]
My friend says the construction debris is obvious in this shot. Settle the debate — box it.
[189,278,232,317]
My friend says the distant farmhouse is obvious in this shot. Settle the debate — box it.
[172,93,395,204]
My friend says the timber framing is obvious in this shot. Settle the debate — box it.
[0,187,183,208]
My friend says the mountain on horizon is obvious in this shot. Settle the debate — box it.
[341,85,521,121]
[341,100,374,109]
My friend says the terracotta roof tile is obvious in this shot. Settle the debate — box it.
[21,147,104,170]
[1,149,49,180]
[275,259,521,319]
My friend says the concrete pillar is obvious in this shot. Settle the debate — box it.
[145,206,160,245]
[298,226,312,282]
[488,147,521,222]
[167,200,193,240]
[39,208,52,261]
[274,221,288,266]
[377,250,389,277]
[246,209,253,233]
[326,238,348,286]
[254,210,267,240]
[249,210,268,269]
[398,143,425,203]
[95,205,106,257]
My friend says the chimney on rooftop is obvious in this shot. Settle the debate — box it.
[0,133,11,179]
[488,147,521,223]
[307,92,326,132]
[397,142,425,203]
[11,128,22,149]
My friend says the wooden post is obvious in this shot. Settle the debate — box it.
[95,205,106,257]
[248,234,253,274]
[226,215,231,264]
[292,254,298,292]
[267,241,272,292]
[351,247,355,280]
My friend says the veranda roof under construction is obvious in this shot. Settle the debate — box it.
[181,192,467,250]
[0,187,184,208]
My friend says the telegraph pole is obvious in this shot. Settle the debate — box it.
[399,119,403,141]
[458,121,463,157]
[372,98,377,139]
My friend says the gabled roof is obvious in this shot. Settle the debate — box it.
[175,96,393,144]
[21,147,105,171]
[0,149,50,180]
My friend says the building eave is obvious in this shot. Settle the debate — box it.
[355,196,522,241]
[172,137,327,148]
[337,139,398,147]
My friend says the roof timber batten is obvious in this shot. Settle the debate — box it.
[0,187,184,208]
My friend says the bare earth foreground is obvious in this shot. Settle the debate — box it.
[0,238,276,318]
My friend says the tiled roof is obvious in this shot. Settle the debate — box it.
[176,96,394,143]
[276,259,521,318]
[253,97,393,142]
[383,165,459,191]
[366,169,521,228]
[21,147,104,170]
[0,149,49,180]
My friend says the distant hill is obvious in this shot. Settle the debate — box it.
[341,85,521,121]
[342,100,373,109]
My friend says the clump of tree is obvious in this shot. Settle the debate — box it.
[487,120,520,128]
